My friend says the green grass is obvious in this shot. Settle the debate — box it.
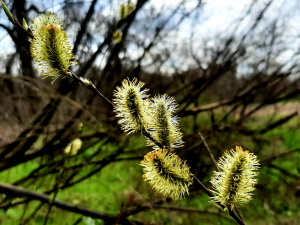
[1,114,300,224]
[0,158,146,224]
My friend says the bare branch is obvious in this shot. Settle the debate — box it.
[0,182,137,225]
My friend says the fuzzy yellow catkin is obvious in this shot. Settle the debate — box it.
[140,148,193,200]
[64,138,83,155]
[30,12,78,84]
[113,78,151,134]
[147,94,183,150]
[210,146,260,211]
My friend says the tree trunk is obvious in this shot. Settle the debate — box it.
[13,0,35,78]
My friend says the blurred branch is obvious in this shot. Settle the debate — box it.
[0,182,138,225]
[198,132,219,170]
[27,4,42,14]
[215,111,298,136]
[152,204,232,222]
[266,164,300,179]
[260,149,300,165]
[178,61,233,112]
[21,202,44,225]
[178,73,295,117]
[73,0,98,55]
[258,112,298,134]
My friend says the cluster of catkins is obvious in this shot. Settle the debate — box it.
[113,78,192,200]
[27,10,260,210]
[112,79,260,209]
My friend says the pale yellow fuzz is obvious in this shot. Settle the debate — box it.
[113,78,151,134]
[30,13,78,83]
[30,12,63,32]
[140,148,193,200]
[147,94,183,150]
[210,146,260,211]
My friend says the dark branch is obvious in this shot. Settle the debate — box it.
[0,182,137,225]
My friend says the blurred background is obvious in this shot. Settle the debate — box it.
[0,0,299,224]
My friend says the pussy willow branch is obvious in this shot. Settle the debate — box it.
[68,71,114,107]
[191,175,244,225]
[198,132,219,170]
[3,13,113,108]
[8,11,244,225]
[68,77,244,225]
[7,12,35,39]
[198,132,245,223]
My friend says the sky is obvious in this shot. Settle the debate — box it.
[0,0,299,75]
[147,0,300,74]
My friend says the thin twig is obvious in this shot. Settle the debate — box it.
[191,173,214,197]
[91,83,114,106]
[8,14,35,39]
[197,132,245,223]
[198,132,219,170]
[142,130,163,149]
[43,161,67,225]
[68,72,114,107]
[191,174,245,225]
[21,202,44,225]
[233,205,245,224]
[66,76,244,224]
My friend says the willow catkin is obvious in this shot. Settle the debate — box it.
[113,78,151,134]
[30,12,77,84]
[140,148,193,200]
[210,146,260,211]
[147,94,183,150]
